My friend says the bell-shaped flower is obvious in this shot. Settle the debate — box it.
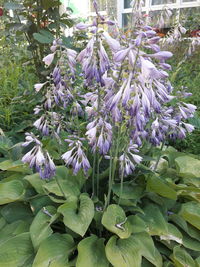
[148,51,173,61]
[76,22,92,30]
[102,32,120,52]
[43,53,55,66]
[114,48,130,62]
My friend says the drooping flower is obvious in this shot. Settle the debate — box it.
[43,53,55,66]
[34,82,47,92]
[62,140,90,175]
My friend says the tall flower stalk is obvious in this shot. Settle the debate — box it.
[22,1,196,208]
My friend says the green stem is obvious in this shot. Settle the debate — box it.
[92,152,97,197]
[153,141,165,172]
[96,154,101,198]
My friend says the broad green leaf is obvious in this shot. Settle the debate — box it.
[112,183,144,200]
[33,30,54,44]
[0,216,6,230]
[175,156,200,178]
[30,206,59,250]
[55,166,86,190]
[43,166,82,201]
[171,246,196,267]
[0,220,30,245]
[76,235,109,267]
[146,176,177,200]
[133,232,162,267]
[160,224,183,244]
[179,202,200,230]
[170,214,200,241]
[105,235,142,267]
[0,180,25,204]
[141,204,168,236]
[0,160,31,173]
[128,215,148,233]
[58,194,94,237]
[195,257,200,265]
[1,202,33,223]
[0,233,34,267]
[182,232,200,251]
[24,173,46,194]
[30,196,55,215]
[32,233,74,267]
[102,204,132,239]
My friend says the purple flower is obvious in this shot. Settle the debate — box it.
[43,53,55,66]
[119,143,142,177]
[114,48,130,62]
[22,133,55,179]
[103,32,120,52]
[62,140,90,175]
[148,51,173,61]
[86,118,112,155]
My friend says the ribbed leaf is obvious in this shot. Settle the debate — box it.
[112,183,144,200]
[30,206,58,250]
[0,220,30,245]
[58,194,94,237]
[102,204,132,239]
[141,204,168,236]
[179,202,200,230]
[146,176,177,200]
[76,235,109,267]
[32,233,74,267]
[24,173,46,194]
[0,180,25,205]
[171,246,196,267]
[0,233,34,267]
[0,160,31,173]
[105,235,142,267]
[175,156,200,178]
[1,202,33,223]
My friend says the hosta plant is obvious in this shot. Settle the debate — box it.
[0,1,200,266]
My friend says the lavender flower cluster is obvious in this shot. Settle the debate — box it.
[22,0,196,179]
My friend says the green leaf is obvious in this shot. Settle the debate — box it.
[0,220,30,245]
[24,173,46,194]
[128,215,148,233]
[58,194,94,237]
[0,233,34,267]
[33,30,54,44]
[32,233,74,267]
[182,232,200,251]
[112,182,144,200]
[179,202,200,230]
[30,196,55,215]
[141,204,168,236]
[102,204,132,239]
[171,246,196,267]
[0,180,25,204]
[133,232,163,267]
[146,176,177,200]
[76,235,109,267]
[43,166,82,202]
[30,206,59,250]
[42,0,61,10]
[0,160,31,173]
[160,224,183,244]
[105,235,142,267]
[1,202,33,223]
[175,156,200,178]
